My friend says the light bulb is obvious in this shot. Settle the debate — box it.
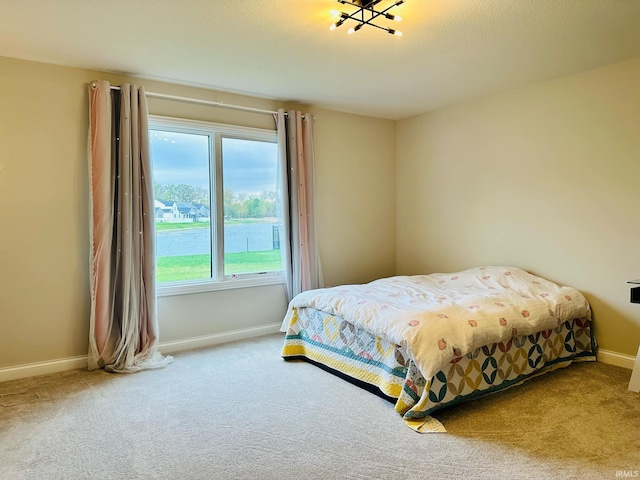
[330,9,340,18]
[347,27,355,34]
[394,30,403,36]
[394,15,402,22]
[330,19,343,30]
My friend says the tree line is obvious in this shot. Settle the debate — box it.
[153,183,209,206]
[154,183,276,218]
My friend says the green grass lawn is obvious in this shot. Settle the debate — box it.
[156,250,282,282]
[155,222,209,231]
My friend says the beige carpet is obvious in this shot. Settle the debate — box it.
[1,334,638,480]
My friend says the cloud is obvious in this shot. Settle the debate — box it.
[150,130,278,194]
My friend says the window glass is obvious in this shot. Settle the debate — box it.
[222,137,280,276]
[149,118,282,291]
[150,130,212,283]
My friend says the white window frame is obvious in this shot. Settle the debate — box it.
[149,115,283,297]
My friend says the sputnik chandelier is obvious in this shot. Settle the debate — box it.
[330,0,405,36]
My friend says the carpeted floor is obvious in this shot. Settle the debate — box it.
[1,334,638,480]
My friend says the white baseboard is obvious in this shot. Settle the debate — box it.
[159,323,282,354]
[0,323,282,383]
[597,348,636,370]
[0,355,89,384]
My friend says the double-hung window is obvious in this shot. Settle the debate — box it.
[149,116,282,295]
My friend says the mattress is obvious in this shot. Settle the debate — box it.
[280,266,596,431]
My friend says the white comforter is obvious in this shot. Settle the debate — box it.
[283,266,591,381]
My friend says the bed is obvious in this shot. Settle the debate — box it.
[280,266,596,432]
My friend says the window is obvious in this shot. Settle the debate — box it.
[149,116,282,295]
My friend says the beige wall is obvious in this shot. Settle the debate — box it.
[397,57,640,356]
[0,56,396,369]
[312,108,396,287]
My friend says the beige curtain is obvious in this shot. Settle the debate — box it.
[87,80,172,373]
[276,109,323,302]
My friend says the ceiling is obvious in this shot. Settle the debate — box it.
[1,0,640,120]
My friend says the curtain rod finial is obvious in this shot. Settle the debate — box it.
[90,81,98,90]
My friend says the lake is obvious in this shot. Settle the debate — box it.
[156,223,279,256]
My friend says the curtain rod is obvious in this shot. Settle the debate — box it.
[90,81,281,117]
[147,91,280,116]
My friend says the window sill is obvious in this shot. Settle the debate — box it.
[156,274,284,297]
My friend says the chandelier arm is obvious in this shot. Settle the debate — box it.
[362,21,394,33]
[338,16,394,34]
[360,8,387,28]
[340,7,385,25]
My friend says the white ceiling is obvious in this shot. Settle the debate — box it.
[1,0,640,120]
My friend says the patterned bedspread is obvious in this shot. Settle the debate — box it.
[282,266,592,388]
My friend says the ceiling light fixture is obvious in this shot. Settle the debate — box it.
[330,0,405,36]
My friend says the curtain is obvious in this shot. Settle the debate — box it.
[87,80,172,373]
[276,109,323,303]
